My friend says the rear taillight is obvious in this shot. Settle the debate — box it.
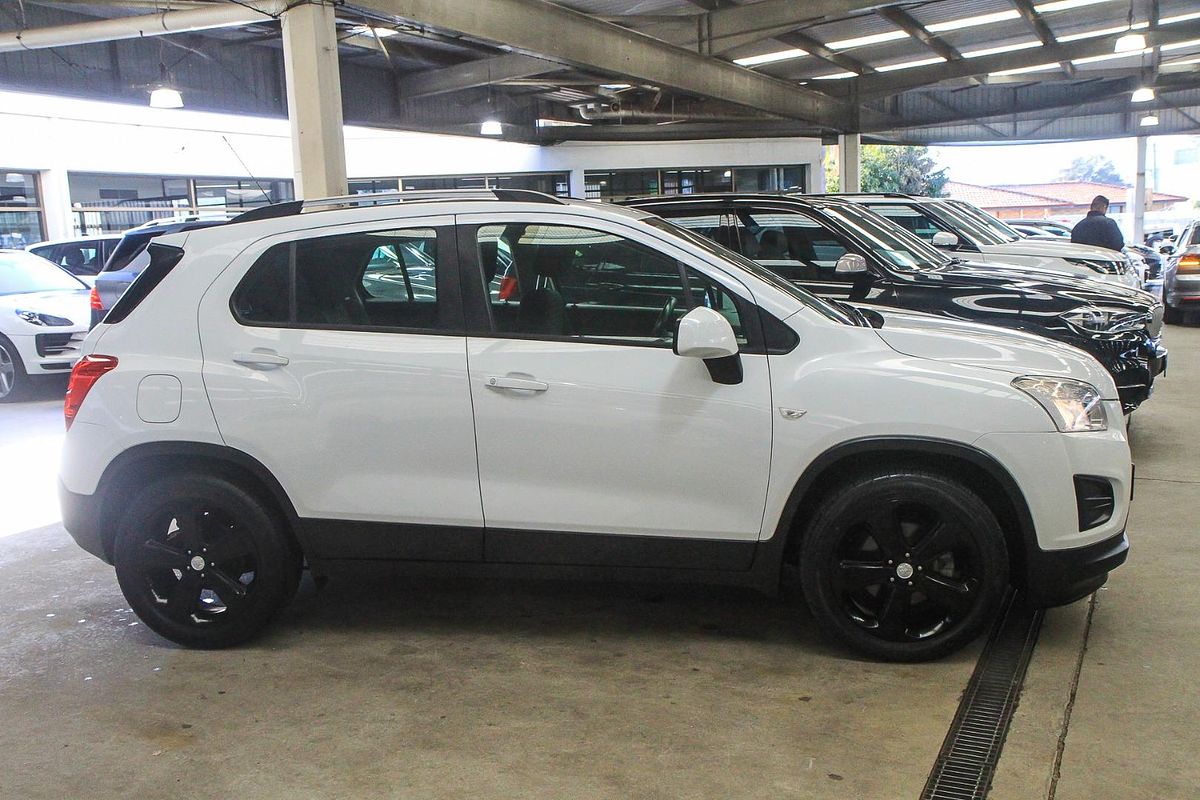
[89,286,103,311]
[64,355,118,430]
[1178,254,1200,274]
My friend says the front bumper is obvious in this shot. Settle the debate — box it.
[1023,529,1128,607]
[58,480,111,563]
[1073,332,1166,412]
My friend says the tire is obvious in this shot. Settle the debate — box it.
[0,334,29,403]
[798,469,1009,662]
[113,474,301,648]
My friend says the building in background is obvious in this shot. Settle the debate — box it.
[946,180,1186,220]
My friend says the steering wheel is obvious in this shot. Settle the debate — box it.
[652,295,678,340]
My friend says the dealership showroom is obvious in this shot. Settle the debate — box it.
[4,0,1200,797]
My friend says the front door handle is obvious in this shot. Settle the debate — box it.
[486,375,548,393]
[233,350,289,370]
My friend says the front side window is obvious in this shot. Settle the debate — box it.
[734,208,851,282]
[866,203,949,244]
[232,227,448,331]
[475,222,744,347]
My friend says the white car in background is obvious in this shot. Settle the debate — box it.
[839,195,1144,290]
[0,250,89,401]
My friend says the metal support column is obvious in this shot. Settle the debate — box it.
[281,1,348,199]
[1133,135,1148,244]
[838,133,861,194]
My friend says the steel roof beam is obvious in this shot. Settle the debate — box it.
[1009,0,1075,78]
[399,52,564,99]
[347,0,854,128]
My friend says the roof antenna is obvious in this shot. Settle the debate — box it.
[222,134,274,205]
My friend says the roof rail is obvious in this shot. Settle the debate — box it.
[229,187,566,225]
[808,192,918,199]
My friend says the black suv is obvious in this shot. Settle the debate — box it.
[621,194,1166,411]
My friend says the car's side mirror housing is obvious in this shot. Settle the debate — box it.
[1160,244,1175,255]
[931,231,959,249]
[834,253,869,274]
[674,306,742,385]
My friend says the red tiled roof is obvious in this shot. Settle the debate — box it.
[943,181,1068,209]
[994,181,1187,206]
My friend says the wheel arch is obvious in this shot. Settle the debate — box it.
[91,441,301,561]
[758,436,1036,592]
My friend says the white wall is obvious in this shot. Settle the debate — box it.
[0,90,821,240]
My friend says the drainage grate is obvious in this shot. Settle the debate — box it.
[921,591,1045,800]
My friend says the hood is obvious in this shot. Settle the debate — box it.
[983,238,1124,263]
[868,307,1118,398]
[0,289,91,328]
[924,259,1156,308]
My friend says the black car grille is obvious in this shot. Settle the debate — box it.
[35,333,74,357]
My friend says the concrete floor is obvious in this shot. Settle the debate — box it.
[1,329,1197,799]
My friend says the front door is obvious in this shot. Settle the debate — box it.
[457,214,774,569]
[198,216,484,560]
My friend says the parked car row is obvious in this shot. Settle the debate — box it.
[58,188,1144,663]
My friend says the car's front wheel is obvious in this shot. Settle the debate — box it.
[799,469,1009,662]
[0,334,29,403]
[113,474,301,648]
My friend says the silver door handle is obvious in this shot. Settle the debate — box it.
[486,376,548,392]
[233,351,289,369]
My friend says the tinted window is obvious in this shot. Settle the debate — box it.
[233,227,448,331]
[476,223,744,346]
[866,204,946,243]
[735,208,850,282]
[33,242,106,276]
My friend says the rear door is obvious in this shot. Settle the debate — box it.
[199,215,485,561]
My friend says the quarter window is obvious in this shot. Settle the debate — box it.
[232,227,449,331]
[475,223,745,347]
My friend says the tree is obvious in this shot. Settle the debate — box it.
[824,144,948,195]
[1059,155,1123,185]
[861,145,949,196]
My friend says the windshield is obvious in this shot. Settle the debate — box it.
[818,203,951,270]
[946,200,1023,243]
[0,251,86,295]
[643,217,856,325]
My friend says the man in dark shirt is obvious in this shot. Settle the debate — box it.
[1070,195,1125,251]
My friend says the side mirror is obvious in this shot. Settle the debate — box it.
[931,231,959,249]
[674,306,743,385]
[834,253,869,274]
[1160,244,1175,256]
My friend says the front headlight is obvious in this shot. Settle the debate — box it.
[1060,306,1149,333]
[14,309,74,327]
[1013,376,1108,432]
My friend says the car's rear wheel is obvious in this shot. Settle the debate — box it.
[0,334,29,403]
[113,474,300,648]
[799,469,1009,662]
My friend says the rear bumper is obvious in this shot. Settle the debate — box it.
[58,480,111,563]
[1024,529,1128,607]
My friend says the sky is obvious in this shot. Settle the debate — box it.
[928,134,1200,199]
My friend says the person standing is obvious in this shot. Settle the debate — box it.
[1070,195,1125,251]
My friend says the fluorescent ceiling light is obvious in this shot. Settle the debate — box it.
[812,71,859,79]
[1161,11,1200,25]
[875,56,946,72]
[599,83,631,90]
[1034,0,1110,12]
[962,40,1043,58]
[826,30,909,50]
[1140,114,1159,127]
[149,87,183,109]
[1162,38,1200,52]
[926,10,1020,33]
[479,119,502,136]
[370,27,398,38]
[1072,48,1150,65]
[1131,87,1155,102]
[536,118,589,127]
[989,62,1060,76]
[733,48,806,67]
[1114,32,1147,52]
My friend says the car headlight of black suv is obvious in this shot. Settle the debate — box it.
[1060,306,1151,334]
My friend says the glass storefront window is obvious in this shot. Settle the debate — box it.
[586,165,808,201]
[350,179,400,195]
[0,171,45,245]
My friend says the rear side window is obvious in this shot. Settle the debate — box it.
[232,227,454,332]
[104,243,185,324]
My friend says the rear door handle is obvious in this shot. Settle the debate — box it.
[233,350,289,370]
[486,375,548,392]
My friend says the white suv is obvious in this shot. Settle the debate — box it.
[59,190,1131,661]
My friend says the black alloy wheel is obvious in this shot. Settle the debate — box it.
[114,474,300,648]
[799,470,1008,662]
